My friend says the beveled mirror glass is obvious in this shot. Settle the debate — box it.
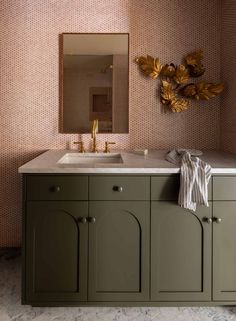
[60,33,129,133]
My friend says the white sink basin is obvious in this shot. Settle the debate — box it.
[57,153,123,166]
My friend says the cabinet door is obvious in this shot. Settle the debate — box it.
[213,202,236,301]
[25,201,88,303]
[88,201,150,301]
[151,202,211,301]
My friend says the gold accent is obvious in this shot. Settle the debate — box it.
[192,82,224,100]
[173,65,189,84]
[104,141,116,153]
[160,80,189,113]
[135,55,162,79]
[160,80,176,104]
[73,141,85,153]
[135,50,224,113]
[185,50,203,67]
[161,64,176,78]
[91,119,99,152]
[181,82,225,100]
[180,83,197,98]
[188,64,205,77]
[185,51,206,77]
[170,98,189,113]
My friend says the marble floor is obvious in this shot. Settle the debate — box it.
[1,254,236,321]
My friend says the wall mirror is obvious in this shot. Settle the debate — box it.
[60,33,129,133]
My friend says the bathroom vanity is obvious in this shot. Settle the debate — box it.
[19,150,236,306]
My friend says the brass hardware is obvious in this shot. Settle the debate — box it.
[104,141,116,153]
[91,119,98,153]
[203,217,212,224]
[213,217,222,224]
[77,217,87,224]
[135,50,224,113]
[50,186,61,193]
[74,141,85,153]
[113,186,123,192]
[88,217,96,224]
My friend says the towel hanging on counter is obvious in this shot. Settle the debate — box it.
[166,149,211,211]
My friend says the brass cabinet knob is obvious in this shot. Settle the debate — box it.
[214,217,222,224]
[203,217,212,224]
[77,217,87,224]
[50,186,61,193]
[113,186,123,192]
[88,217,96,224]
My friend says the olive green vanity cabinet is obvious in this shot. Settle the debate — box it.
[151,202,211,301]
[213,202,236,301]
[25,201,88,303]
[23,175,150,305]
[22,174,236,306]
[88,176,150,301]
[151,176,212,302]
[212,177,236,301]
[88,201,149,301]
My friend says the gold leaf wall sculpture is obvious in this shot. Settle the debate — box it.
[135,51,224,113]
[161,80,176,104]
[173,65,189,84]
[135,55,162,80]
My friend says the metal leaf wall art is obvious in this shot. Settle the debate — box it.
[135,50,224,113]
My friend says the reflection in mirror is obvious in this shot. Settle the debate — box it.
[61,33,129,133]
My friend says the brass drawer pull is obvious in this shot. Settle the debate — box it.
[203,217,212,224]
[77,217,87,224]
[213,217,222,224]
[113,186,123,192]
[88,217,96,224]
[50,186,61,193]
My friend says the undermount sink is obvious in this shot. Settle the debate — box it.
[57,153,123,166]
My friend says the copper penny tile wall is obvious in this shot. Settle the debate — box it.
[221,0,236,153]
[0,0,222,246]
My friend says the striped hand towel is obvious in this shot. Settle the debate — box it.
[166,149,211,211]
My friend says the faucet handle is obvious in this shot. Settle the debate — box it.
[74,141,85,153]
[104,141,116,153]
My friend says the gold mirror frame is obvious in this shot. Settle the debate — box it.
[59,33,129,133]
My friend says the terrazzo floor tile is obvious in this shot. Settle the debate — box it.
[1,256,236,321]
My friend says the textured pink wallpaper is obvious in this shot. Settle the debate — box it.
[0,0,221,246]
[221,0,236,153]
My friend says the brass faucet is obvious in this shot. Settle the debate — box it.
[104,141,116,153]
[91,119,98,152]
[73,141,85,153]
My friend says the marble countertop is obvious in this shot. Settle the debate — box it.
[18,149,236,174]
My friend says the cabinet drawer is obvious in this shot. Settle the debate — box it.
[89,176,150,200]
[26,175,88,200]
[151,176,212,200]
[213,177,236,200]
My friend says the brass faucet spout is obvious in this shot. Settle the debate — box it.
[91,119,98,137]
[91,119,98,152]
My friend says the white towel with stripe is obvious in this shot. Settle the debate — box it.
[166,149,211,211]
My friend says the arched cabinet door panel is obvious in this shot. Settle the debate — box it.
[25,201,88,303]
[88,201,150,301]
[151,201,212,301]
[213,202,236,301]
